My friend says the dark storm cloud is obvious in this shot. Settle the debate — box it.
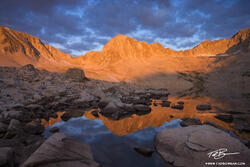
[83,0,173,36]
[0,0,85,37]
[178,0,250,39]
[0,0,249,56]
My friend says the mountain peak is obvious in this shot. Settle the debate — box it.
[0,25,249,80]
[112,34,131,40]
[103,34,138,51]
[232,27,250,41]
[107,34,136,44]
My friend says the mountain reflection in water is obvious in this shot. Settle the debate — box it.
[42,96,248,138]
[43,109,180,167]
[42,95,249,167]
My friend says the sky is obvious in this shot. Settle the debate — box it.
[0,0,249,56]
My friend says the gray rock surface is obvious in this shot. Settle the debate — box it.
[133,104,151,113]
[154,125,250,167]
[0,122,8,133]
[100,99,151,120]
[215,114,233,123]
[161,101,171,107]
[65,68,86,82]
[49,127,59,133]
[0,65,170,165]
[23,121,44,135]
[180,117,202,127]
[0,147,15,167]
[171,103,183,110]
[21,133,100,167]
[5,119,21,138]
[196,104,212,110]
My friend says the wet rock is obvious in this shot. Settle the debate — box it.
[134,147,154,157]
[171,103,183,110]
[161,101,171,107]
[153,102,158,106]
[23,121,44,135]
[160,96,168,100]
[100,98,151,120]
[154,125,250,167]
[61,110,84,121]
[196,104,212,110]
[49,112,58,118]
[49,127,59,133]
[101,100,122,116]
[91,110,99,117]
[214,114,233,123]
[177,101,184,105]
[21,133,100,167]
[180,117,202,127]
[65,68,86,82]
[0,147,15,167]
[133,104,151,115]
[60,113,72,121]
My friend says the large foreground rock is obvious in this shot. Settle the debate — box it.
[21,133,100,167]
[154,125,250,167]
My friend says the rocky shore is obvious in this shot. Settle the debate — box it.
[0,64,169,166]
[0,64,249,167]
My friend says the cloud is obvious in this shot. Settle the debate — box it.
[0,0,249,56]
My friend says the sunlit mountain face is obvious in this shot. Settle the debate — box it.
[0,0,250,167]
[0,0,249,56]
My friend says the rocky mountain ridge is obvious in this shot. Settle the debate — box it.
[0,25,249,82]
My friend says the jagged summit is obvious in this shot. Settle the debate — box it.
[103,34,165,51]
[0,25,249,81]
[232,27,250,41]
[103,34,138,51]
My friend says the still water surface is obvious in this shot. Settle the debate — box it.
[42,96,248,167]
